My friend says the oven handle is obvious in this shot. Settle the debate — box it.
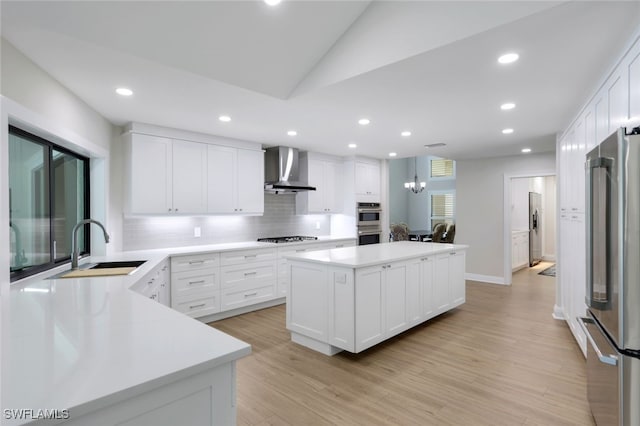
[578,317,618,366]
[358,230,382,235]
[358,208,382,213]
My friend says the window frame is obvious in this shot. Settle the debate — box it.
[9,125,91,282]
[427,189,456,230]
[428,156,456,181]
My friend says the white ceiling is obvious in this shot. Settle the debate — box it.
[2,1,639,160]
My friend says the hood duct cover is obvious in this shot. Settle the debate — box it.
[264,146,316,194]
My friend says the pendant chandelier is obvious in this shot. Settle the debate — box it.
[404,157,426,193]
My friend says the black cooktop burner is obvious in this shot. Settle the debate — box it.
[257,236,319,244]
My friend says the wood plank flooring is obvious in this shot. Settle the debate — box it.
[209,262,594,425]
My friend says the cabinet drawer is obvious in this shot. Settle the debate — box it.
[172,269,219,298]
[171,253,219,273]
[221,284,276,312]
[221,261,276,290]
[173,292,221,318]
[220,248,277,266]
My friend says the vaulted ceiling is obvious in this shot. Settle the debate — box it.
[2,1,639,159]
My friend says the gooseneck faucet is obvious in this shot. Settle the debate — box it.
[71,219,110,269]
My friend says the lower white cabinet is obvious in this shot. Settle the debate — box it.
[171,253,221,318]
[511,230,529,270]
[132,259,170,307]
[287,248,466,354]
[220,247,277,311]
[64,362,238,426]
[277,240,356,296]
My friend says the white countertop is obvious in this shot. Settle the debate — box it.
[3,236,354,425]
[285,241,468,268]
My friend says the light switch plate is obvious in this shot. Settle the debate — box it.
[194,227,201,238]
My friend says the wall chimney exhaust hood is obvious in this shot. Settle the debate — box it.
[264,146,316,194]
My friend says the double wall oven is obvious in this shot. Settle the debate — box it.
[357,202,382,245]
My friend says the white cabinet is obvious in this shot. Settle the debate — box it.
[511,230,529,271]
[354,160,381,201]
[171,253,221,318]
[207,146,264,214]
[127,134,207,214]
[296,153,343,214]
[132,259,170,306]
[277,240,356,296]
[220,248,277,311]
[287,246,466,354]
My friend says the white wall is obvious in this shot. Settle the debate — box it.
[388,157,410,225]
[543,175,556,260]
[510,178,530,231]
[1,38,118,291]
[457,152,555,282]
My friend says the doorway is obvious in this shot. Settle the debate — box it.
[503,174,556,285]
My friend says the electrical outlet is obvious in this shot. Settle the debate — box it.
[315,221,320,230]
[194,227,201,238]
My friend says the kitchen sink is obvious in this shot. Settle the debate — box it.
[47,260,147,279]
[90,260,147,269]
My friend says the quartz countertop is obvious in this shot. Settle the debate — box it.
[3,236,354,425]
[285,241,468,268]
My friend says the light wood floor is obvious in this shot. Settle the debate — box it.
[209,262,594,426]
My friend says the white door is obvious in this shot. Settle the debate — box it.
[355,266,385,351]
[421,256,435,318]
[449,252,466,306]
[207,145,236,213]
[236,149,264,214]
[130,134,172,214]
[172,140,207,213]
[433,253,451,314]
[385,262,408,335]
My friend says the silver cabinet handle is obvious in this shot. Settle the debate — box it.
[450,252,457,255]
[244,292,258,298]
[244,271,257,276]
[189,303,206,309]
[296,249,306,252]
[188,260,204,265]
[188,280,205,285]
[335,245,344,248]
[244,254,257,259]
[168,208,172,212]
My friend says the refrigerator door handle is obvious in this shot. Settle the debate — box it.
[579,317,618,366]
[585,156,613,310]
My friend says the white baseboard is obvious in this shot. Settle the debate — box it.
[464,273,508,285]
[552,304,565,320]
[198,297,285,323]
[542,255,556,262]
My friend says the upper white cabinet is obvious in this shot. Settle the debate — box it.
[296,152,343,214]
[355,160,380,201]
[207,145,264,214]
[128,134,206,214]
[124,123,264,215]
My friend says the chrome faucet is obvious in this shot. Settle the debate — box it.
[71,219,110,269]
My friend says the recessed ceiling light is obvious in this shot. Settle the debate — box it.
[358,118,371,126]
[287,130,297,136]
[401,131,412,137]
[115,87,133,96]
[502,128,514,134]
[500,103,516,110]
[219,115,231,122]
[389,152,397,157]
[521,148,532,153]
[264,0,281,5]
[498,53,519,64]
[348,143,357,149]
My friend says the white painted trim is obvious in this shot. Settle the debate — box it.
[552,305,565,320]
[465,273,507,285]
[542,255,556,262]
[197,298,285,323]
[503,171,555,288]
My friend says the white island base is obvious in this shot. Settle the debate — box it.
[285,241,468,355]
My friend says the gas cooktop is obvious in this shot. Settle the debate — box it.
[257,236,318,244]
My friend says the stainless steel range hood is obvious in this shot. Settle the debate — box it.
[264,146,316,194]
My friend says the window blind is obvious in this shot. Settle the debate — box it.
[431,193,455,217]
[430,159,454,178]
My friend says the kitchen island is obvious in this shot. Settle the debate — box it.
[285,241,468,355]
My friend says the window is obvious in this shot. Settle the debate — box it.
[428,190,455,229]
[429,158,455,179]
[9,126,90,281]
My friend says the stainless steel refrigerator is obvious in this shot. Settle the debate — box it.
[579,127,640,426]
[529,191,542,266]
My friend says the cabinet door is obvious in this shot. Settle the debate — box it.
[306,159,325,212]
[207,145,236,213]
[385,262,408,335]
[236,149,264,214]
[406,259,423,326]
[433,254,450,314]
[355,266,385,351]
[629,41,640,123]
[324,161,342,213]
[172,140,207,213]
[449,252,466,306]
[421,256,435,318]
[355,162,371,195]
[130,134,172,214]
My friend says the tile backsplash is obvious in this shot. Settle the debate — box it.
[123,194,332,251]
